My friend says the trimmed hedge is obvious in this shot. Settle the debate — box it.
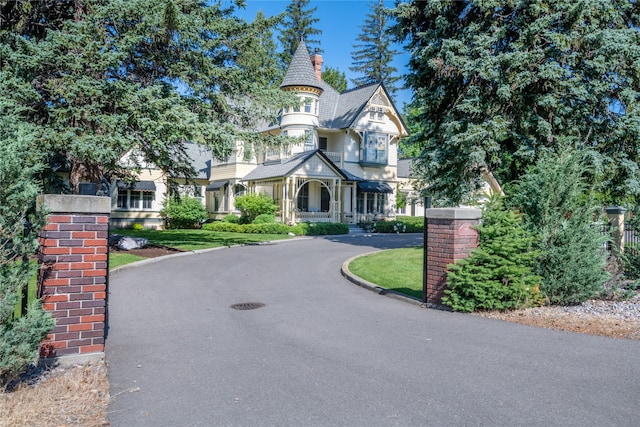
[202,221,243,233]
[373,216,423,233]
[201,221,348,236]
[303,222,349,235]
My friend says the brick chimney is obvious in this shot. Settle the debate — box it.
[310,49,323,82]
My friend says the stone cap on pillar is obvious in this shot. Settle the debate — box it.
[605,206,627,215]
[425,208,482,220]
[36,194,111,214]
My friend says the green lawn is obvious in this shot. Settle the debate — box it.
[109,252,147,269]
[348,247,424,300]
[112,228,293,251]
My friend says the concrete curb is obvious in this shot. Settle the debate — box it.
[340,252,425,308]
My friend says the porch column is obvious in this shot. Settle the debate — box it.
[335,180,341,222]
[352,183,357,223]
[283,178,289,224]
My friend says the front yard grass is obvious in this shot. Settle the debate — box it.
[348,247,423,300]
[112,228,293,251]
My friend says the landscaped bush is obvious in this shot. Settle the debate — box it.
[234,193,278,224]
[131,223,144,231]
[0,122,54,387]
[396,216,424,232]
[373,217,423,233]
[222,214,240,223]
[201,220,347,236]
[252,214,276,224]
[443,195,544,312]
[161,196,208,229]
[201,221,243,233]
[243,223,292,234]
[303,222,349,235]
[510,150,608,305]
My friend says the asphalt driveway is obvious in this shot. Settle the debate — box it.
[106,234,640,426]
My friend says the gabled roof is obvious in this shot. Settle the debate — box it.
[242,150,348,182]
[322,82,380,129]
[280,41,323,92]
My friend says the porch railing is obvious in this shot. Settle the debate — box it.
[295,211,332,222]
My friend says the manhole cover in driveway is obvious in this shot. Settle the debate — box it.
[230,302,265,311]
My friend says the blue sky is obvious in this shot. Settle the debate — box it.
[232,0,413,108]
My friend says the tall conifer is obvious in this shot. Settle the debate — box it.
[350,0,400,97]
[277,0,322,70]
[392,0,640,205]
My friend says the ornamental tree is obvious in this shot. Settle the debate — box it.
[392,0,640,205]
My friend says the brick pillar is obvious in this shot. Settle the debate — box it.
[36,195,110,362]
[425,208,481,308]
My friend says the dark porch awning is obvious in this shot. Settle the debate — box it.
[117,180,156,191]
[205,180,228,191]
[357,181,393,193]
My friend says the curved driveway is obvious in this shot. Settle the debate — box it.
[106,234,640,426]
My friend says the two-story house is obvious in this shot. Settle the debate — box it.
[205,40,408,225]
[110,41,407,228]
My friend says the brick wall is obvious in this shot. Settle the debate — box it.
[36,195,110,360]
[425,208,481,307]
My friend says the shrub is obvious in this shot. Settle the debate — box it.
[243,223,292,234]
[0,120,54,387]
[510,150,608,305]
[373,217,423,233]
[303,222,349,235]
[396,216,424,232]
[222,214,240,223]
[161,196,208,229]
[253,214,276,224]
[131,223,144,231]
[201,221,243,233]
[234,193,278,224]
[443,195,544,312]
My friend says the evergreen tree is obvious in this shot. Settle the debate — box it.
[350,0,400,97]
[391,1,640,205]
[510,150,609,305]
[1,0,295,192]
[443,194,543,312]
[322,66,348,92]
[277,0,321,70]
[0,103,54,387]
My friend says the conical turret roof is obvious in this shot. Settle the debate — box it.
[280,40,323,92]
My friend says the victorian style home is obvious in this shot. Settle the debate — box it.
[110,41,408,228]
